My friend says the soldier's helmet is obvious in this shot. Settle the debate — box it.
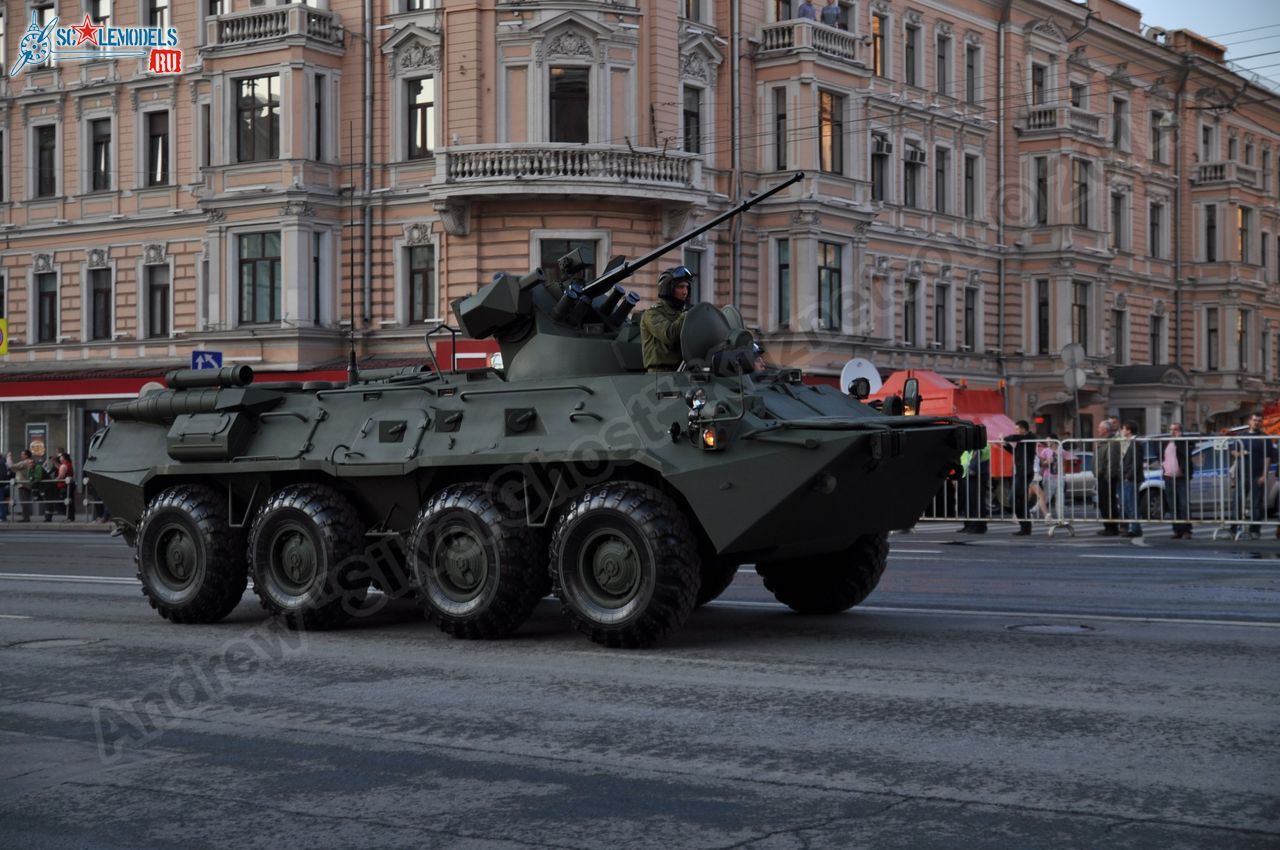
[657,265,695,301]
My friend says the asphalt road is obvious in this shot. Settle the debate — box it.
[1,525,1278,849]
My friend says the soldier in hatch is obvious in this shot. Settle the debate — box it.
[641,265,694,371]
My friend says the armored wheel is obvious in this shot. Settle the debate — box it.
[756,532,888,614]
[408,483,545,639]
[248,484,368,630]
[550,482,700,648]
[695,557,741,608]
[136,485,247,624]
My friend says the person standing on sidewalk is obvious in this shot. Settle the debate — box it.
[1094,420,1122,535]
[1004,420,1037,535]
[1164,423,1194,539]
[1233,414,1277,539]
[1119,421,1143,538]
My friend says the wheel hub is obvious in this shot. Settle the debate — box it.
[580,532,641,607]
[272,528,319,593]
[156,525,198,587]
[434,528,488,602]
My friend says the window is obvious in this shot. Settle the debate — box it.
[238,232,282,325]
[1246,142,1255,166]
[1111,308,1126,365]
[408,245,436,323]
[1238,207,1252,263]
[934,147,949,214]
[964,154,977,218]
[935,33,950,95]
[539,239,597,287]
[1111,98,1127,149]
[1035,279,1049,355]
[35,125,57,198]
[200,103,211,168]
[1149,203,1164,258]
[0,130,4,202]
[1150,314,1164,365]
[237,76,280,163]
[683,0,702,21]
[1150,112,1166,163]
[1237,310,1251,371]
[903,279,919,345]
[1228,135,1238,161]
[0,274,5,321]
[1031,64,1047,106]
[904,25,919,87]
[33,2,56,27]
[1263,233,1270,277]
[1206,307,1219,370]
[903,143,923,208]
[406,77,436,159]
[871,14,887,77]
[90,119,111,192]
[964,44,979,104]
[147,266,170,338]
[683,246,704,303]
[1205,204,1217,262]
[145,111,169,186]
[963,287,977,350]
[208,0,224,15]
[1069,82,1085,109]
[776,239,791,328]
[1034,156,1048,225]
[773,87,788,170]
[91,0,112,28]
[36,273,57,343]
[775,1,793,19]
[549,67,589,143]
[818,91,844,174]
[1072,159,1090,228]
[1110,192,1125,252]
[1201,125,1215,161]
[90,269,112,341]
[314,74,326,161]
[871,134,889,202]
[682,86,702,154]
[1072,281,1090,354]
[817,241,841,330]
[933,282,949,347]
[148,0,170,28]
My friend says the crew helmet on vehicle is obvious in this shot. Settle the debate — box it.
[658,265,695,300]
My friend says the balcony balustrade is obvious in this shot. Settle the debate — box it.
[440,144,702,193]
[1017,104,1102,138]
[1193,161,1260,188]
[206,5,344,49]
[758,19,867,67]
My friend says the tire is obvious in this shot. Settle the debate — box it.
[408,483,545,639]
[756,532,888,614]
[550,482,700,648]
[248,484,368,630]
[136,485,247,624]
[695,557,740,608]
[1141,489,1165,521]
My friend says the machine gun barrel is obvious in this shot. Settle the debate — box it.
[580,171,804,299]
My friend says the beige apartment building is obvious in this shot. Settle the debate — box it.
[0,0,1277,465]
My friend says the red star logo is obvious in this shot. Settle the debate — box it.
[71,14,103,47]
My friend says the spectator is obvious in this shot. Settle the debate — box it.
[1119,421,1143,538]
[11,450,36,522]
[56,452,76,522]
[820,0,841,27]
[1003,420,1037,536]
[797,0,818,20]
[1164,423,1194,539]
[0,452,9,522]
[1233,413,1277,539]
[1094,420,1122,536]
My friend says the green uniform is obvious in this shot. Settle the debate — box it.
[641,300,687,371]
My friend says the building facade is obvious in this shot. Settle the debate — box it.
[0,0,1278,468]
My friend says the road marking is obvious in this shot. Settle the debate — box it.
[0,572,136,585]
[0,614,33,620]
[711,599,1280,628]
[1080,554,1277,564]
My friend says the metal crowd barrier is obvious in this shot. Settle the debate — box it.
[919,434,1280,540]
[0,476,99,523]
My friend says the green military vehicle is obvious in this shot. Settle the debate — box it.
[85,173,984,647]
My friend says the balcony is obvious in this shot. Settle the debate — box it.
[204,6,345,51]
[1193,161,1260,188]
[757,20,867,68]
[435,144,706,202]
[1017,104,1102,138]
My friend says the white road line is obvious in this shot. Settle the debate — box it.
[0,573,136,585]
[0,614,33,620]
[1080,554,1273,564]
[712,599,1280,628]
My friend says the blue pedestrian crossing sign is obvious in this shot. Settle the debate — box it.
[191,350,223,370]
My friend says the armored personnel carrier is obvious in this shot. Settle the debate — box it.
[85,173,984,647]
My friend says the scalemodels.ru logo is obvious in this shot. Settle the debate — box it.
[9,12,182,77]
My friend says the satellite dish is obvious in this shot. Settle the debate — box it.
[839,358,883,396]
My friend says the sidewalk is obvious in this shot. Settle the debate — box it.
[0,518,113,532]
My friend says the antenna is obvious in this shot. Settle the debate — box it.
[346,120,359,387]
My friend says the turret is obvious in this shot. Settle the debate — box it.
[452,172,804,381]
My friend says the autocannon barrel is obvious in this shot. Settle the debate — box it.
[107,388,223,423]
[165,365,255,390]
